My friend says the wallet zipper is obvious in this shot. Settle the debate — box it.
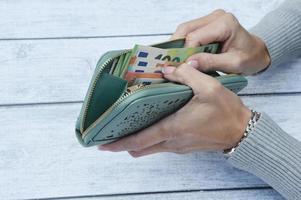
[113,83,147,106]
[81,83,167,138]
[80,50,131,133]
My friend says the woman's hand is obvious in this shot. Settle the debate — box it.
[99,62,251,157]
[171,9,271,75]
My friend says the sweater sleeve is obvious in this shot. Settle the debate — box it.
[229,2,301,199]
[228,113,301,200]
[249,0,301,68]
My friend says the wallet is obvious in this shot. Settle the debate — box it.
[75,38,248,147]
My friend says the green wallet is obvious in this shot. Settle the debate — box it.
[75,38,248,147]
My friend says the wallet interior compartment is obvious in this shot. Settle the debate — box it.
[110,52,129,78]
[80,52,130,132]
[82,73,128,132]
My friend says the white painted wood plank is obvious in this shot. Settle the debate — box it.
[0,0,284,39]
[67,189,284,200]
[243,95,301,141]
[241,59,301,95]
[1,37,301,105]
[0,95,300,199]
[0,36,166,105]
[0,103,266,199]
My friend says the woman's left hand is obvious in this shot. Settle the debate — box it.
[98,61,251,157]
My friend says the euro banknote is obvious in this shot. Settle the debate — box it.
[122,43,219,86]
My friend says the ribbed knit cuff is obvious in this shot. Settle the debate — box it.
[228,113,301,200]
[249,0,301,69]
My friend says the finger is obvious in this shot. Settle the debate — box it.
[170,9,226,40]
[187,52,243,74]
[185,15,233,47]
[98,119,171,152]
[162,62,219,94]
[128,142,167,158]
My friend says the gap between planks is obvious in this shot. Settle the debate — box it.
[0,92,300,108]
[0,33,172,42]
[22,186,272,200]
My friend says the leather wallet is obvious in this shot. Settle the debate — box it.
[75,38,248,147]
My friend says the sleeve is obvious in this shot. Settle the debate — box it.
[227,113,301,200]
[249,0,301,68]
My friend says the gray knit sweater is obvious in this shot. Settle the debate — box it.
[228,1,301,199]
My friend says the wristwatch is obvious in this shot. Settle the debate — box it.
[224,110,261,157]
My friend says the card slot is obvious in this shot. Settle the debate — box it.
[112,53,125,77]
[109,58,119,74]
[110,51,133,78]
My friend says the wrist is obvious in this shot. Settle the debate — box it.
[229,106,252,149]
[253,35,271,74]
[224,109,261,156]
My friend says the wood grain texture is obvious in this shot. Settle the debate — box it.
[66,189,284,200]
[0,0,284,39]
[0,94,299,199]
[0,36,166,105]
[0,37,300,105]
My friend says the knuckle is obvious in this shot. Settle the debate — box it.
[185,32,197,43]
[203,81,223,97]
[200,54,215,71]
[232,55,243,68]
[176,23,188,32]
[175,63,186,73]
[213,9,226,15]
[225,12,239,26]
[225,12,236,21]
[173,64,186,77]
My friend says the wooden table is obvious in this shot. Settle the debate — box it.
[1,0,299,199]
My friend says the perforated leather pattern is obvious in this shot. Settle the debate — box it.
[94,93,191,141]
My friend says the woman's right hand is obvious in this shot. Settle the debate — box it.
[171,9,271,75]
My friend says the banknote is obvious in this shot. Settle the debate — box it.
[124,71,164,85]
[127,43,218,74]
[119,43,219,86]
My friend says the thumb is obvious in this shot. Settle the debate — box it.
[162,62,218,94]
[187,52,242,74]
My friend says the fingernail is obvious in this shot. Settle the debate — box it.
[162,66,176,74]
[129,151,141,158]
[187,60,198,68]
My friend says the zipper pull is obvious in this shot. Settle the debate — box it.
[125,84,145,94]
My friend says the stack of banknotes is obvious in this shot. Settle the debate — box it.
[111,43,219,86]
